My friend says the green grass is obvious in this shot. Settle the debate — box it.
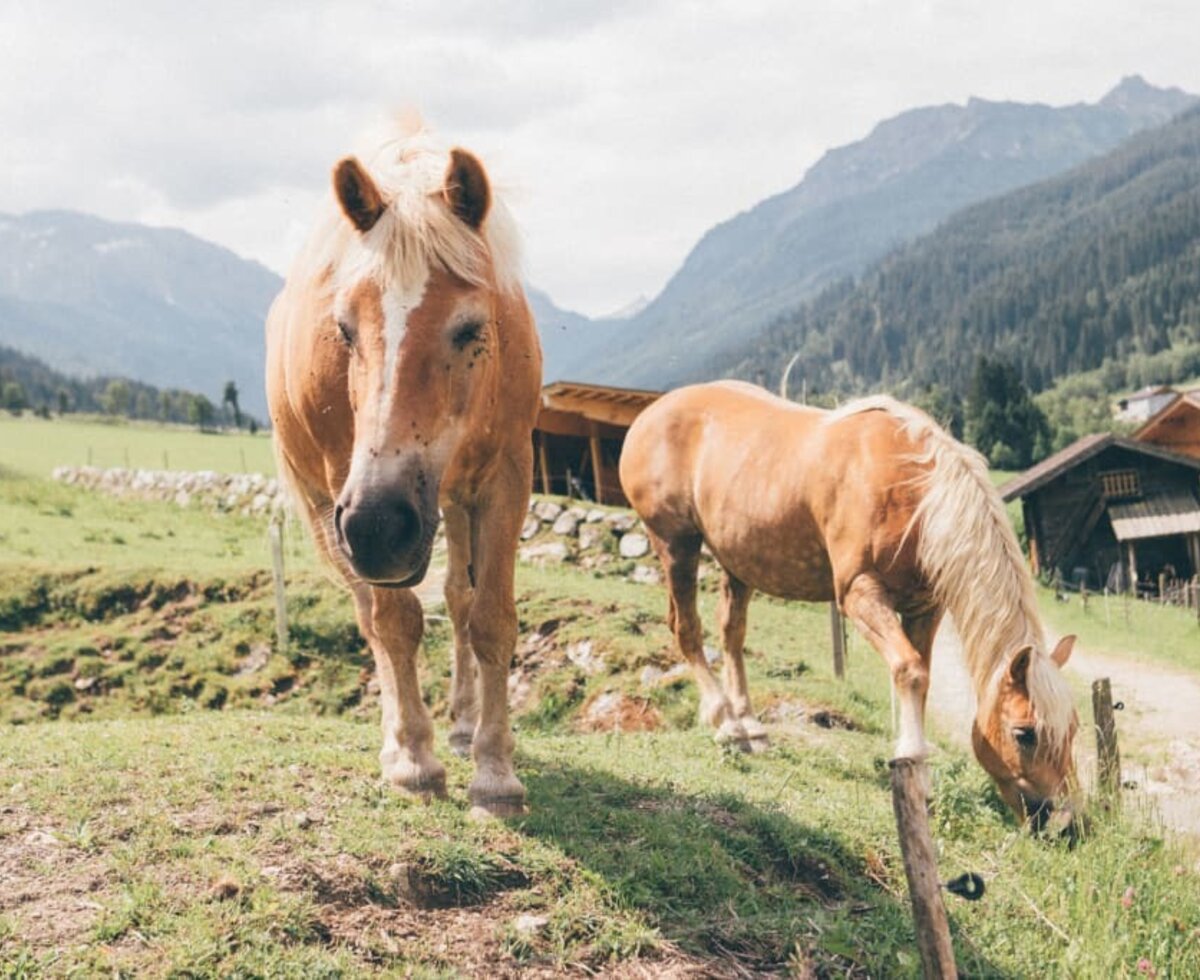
[0,414,276,479]
[2,431,1200,975]
[1037,584,1200,672]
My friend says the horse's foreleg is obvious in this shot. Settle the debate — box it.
[443,505,478,759]
[651,531,745,745]
[843,575,931,762]
[462,470,528,818]
[354,585,446,798]
[718,572,767,749]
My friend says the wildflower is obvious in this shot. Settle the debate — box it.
[1136,957,1156,976]
[1120,886,1135,909]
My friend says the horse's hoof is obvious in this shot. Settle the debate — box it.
[468,797,529,821]
[448,732,474,759]
[742,733,770,754]
[714,718,749,746]
[384,764,448,801]
[468,773,527,819]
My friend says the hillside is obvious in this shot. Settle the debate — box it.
[712,104,1200,396]
[0,211,282,418]
[562,76,1196,389]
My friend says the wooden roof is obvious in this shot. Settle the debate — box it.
[999,433,1200,502]
[1135,389,1200,440]
[1109,489,1200,541]
[538,381,662,430]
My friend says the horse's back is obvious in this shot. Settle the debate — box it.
[621,381,932,602]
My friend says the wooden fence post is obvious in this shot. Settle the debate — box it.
[890,759,957,979]
[269,517,288,655]
[830,603,846,680]
[1091,678,1120,799]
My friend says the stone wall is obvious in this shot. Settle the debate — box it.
[52,466,283,517]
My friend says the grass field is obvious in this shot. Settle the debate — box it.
[0,414,276,479]
[3,417,1200,976]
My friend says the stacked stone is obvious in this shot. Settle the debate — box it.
[52,466,284,517]
[512,497,716,587]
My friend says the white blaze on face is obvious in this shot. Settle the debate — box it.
[338,270,431,497]
[376,271,429,445]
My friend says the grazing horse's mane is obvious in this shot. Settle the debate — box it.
[290,115,523,298]
[827,396,1075,753]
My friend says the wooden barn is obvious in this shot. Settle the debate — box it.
[1136,389,1200,459]
[532,381,661,506]
[1000,433,1200,594]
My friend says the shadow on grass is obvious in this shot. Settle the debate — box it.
[516,755,1012,978]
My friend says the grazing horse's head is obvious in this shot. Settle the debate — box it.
[318,129,520,586]
[971,635,1079,832]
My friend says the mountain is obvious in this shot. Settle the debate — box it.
[563,75,1196,389]
[525,286,621,382]
[711,104,1200,397]
[0,211,282,418]
[0,210,612,409]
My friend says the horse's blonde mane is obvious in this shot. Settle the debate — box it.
[829,396,1075,753]
[290,115,523,298]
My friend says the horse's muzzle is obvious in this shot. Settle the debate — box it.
[334,490,437,586]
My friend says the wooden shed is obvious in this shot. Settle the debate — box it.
[1136,389,1200,459]
[1000,434,1200,593]
[532,381,661,506]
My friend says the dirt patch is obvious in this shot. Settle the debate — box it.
[577,692,663,733]
[0,806,109,948]
[759,697,862,732]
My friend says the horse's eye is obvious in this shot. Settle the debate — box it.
[336,320,355,347]
[451,320,484,351]
[1013,726,1038,750]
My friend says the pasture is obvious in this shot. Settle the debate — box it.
[2,418,1199,977]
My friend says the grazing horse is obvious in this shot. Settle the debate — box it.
[620,380,1078,827]
[266,120,540,817]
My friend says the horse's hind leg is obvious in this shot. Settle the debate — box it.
[649,530,746,746]
[718,572,768,750]
[352,584,447,798]
[443,505,478,758]
[843,574,930,761]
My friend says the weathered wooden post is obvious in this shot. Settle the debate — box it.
[1091,678,1120,799]
[829,603,846,679]
[269,516,288,654]
[890,759,957,979]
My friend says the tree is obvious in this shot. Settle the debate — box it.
[101,379,131,417]
[134,391,154,419]
[56,388,70,416]
[911,383,964,439]
[222,380,242,429]
[188,394,216,431]
[2,381,27,415]
[964,357,1051,469]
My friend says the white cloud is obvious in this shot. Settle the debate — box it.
[2,0,1199,315]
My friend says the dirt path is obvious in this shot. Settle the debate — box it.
[927,620,1200,836]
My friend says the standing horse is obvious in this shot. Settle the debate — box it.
[266,120,540,817]
[620,380,1078,827]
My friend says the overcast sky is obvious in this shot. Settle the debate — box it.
[3,1,1199,316]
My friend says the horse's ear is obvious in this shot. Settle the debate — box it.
[333,157,385,233]
[443,148,490,229]
[1008,645,1033,688]
[1050,635,1076,668]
